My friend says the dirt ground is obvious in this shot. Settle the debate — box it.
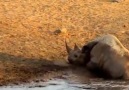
[0,0,129,85]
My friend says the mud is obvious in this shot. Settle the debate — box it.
[1,79,129,90]
[0,66,129,90]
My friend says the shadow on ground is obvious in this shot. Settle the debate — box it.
[0,52,69,85]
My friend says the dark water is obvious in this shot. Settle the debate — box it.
[1,79,129,90]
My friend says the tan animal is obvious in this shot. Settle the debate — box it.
[66,34,129,79]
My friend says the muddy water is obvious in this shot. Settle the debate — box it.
[1,66,129,90]
[1,79,129,90]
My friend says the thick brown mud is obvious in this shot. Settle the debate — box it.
[1,66,129,90]
[1,79,129,90]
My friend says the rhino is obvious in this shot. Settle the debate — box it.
[65,34,129,79]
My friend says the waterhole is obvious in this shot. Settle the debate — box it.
[0,79,129,90]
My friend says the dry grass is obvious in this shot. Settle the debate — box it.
[0,0,129,85]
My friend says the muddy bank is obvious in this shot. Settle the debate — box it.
[1,76,129,90]
[0,52,70,85]
[0,58,128,90]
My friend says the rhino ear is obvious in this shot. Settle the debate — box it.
[65,40,72,54]
[74,43,80,50]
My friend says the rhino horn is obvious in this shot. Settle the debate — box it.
[65,40,72,54]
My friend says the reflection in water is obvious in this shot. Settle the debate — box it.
[0,79,129,90]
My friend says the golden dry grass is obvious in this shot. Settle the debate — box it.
[0,0,129,85]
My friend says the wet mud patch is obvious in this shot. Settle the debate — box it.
[0,65,128,90]
[0,52,70,86]
[1,79,129,90]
